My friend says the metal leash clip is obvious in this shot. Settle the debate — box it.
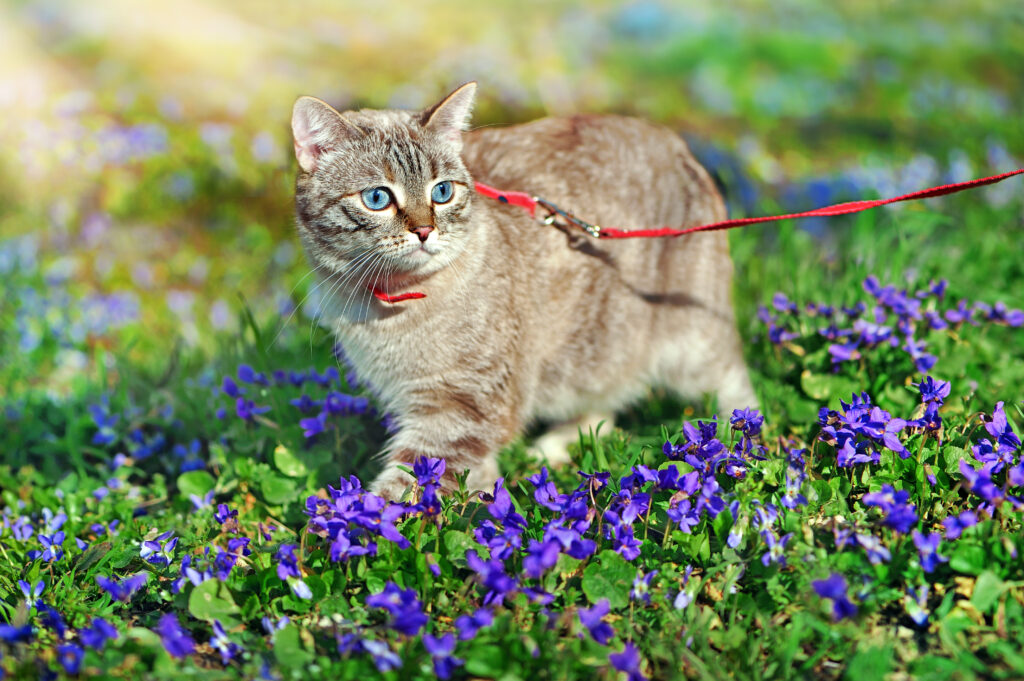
[534,197,602,238]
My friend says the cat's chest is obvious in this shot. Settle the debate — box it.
[335,309,460,399]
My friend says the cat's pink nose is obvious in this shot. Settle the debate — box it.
[411,225,433,242]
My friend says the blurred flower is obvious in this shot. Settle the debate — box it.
[609,642,648,681]
[17,579,44,605]
[912,531,948,573]
[366,582,427,636]
[423,633,464,680]
[942,510,979,539]
[579,599,614,645]
[57,643,84,674]
[454,608,493,641]
[79,618,118,651]
[812,573,857,621]
[155,613,195,659]
[96,572,149,602]
[211,620,242,664]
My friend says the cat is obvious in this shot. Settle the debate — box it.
[290,82,756,500]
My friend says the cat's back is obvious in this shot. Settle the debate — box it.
[462,114,723,228]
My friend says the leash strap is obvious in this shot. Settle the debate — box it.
[374,167,1023,303]
[474,167,1024,239]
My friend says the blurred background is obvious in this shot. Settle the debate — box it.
[1,0,1022,398]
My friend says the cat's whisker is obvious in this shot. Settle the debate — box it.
[269,266,340,351]
[307,250,377,357]
[337,251,384,324]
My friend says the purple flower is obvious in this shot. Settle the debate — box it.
[453,608,493,641]
[140,530,177,566]
[365,582,428,636]
[912,531,948,573]
[0,623,33,643]
[89,404,119,446]
[983,402,1021,454]
[630,570,658,604]
[36,531,65,562]
[523,539,561,578]
[944,299,975,325]
[760,531,794,567]
[812,573,858,621]
[466,550,517,605]
[856,532,892,564]
[609,642,649,681]
[214,504,238,527]
[527,467,566,511]
[959,460,1002,504]
[211,620,242,664]
[221,375,243,398]
[275,544,301,580]
[730,407,764,438]
[17,579,44,603]
[483,478,527,531]
[413,457,446,486]
[96,572,149,602]
[237,364,268,385]
[667,499,700,534]
[942,510,979,539]
[423,633,464,680]
[79,618,118,651]
[299,411,329,438]
[289,394,320,412]
[915,376,951,404]
[905,585,930,626]
[338,635,402,672]
[235,397,270,422]
[579,599,614,645]
[261,616,289,636]
[862,484,918,533]
[58,643,84,674]
[155,613,196,659]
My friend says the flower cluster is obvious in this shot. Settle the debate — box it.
[215,364,371,438]
[818,390,916,466]
[759,277,1022,374]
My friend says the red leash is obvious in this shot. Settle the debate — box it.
[477,167,1024,239]
[372,168,1024,303]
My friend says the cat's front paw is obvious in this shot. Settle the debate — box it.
[369,466,415,502]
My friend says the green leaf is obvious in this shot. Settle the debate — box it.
[809,479,832,503]
[970,570,1005,612]
[800,370,862,402]
[272,443,309,478]
[581,550,633,609]
[188,579,240,624]
[260,473,299,505]
[712,507,734,544]
[949,543,987,576]
[943,447,971,476]
[274,624,314,668]
[844,643,893,680]
[464,643,511,677]
[442,530,476,569]
[177,470,216,500]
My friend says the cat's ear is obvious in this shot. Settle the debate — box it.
[291,96,358,173]
[420,82,477,150]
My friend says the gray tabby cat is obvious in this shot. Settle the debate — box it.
[291,82,756,500]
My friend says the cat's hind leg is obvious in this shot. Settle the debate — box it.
[655,316,757,417]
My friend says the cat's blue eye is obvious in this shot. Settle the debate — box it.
[361,187,392,211]
[431,181,454,204]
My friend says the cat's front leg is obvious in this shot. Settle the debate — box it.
[368,403,510,501]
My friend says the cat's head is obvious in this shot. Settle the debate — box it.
[291,83,477,289]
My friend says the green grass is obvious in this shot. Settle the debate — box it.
[2,2,1024,679]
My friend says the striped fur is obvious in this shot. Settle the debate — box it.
[291,84,756,500]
